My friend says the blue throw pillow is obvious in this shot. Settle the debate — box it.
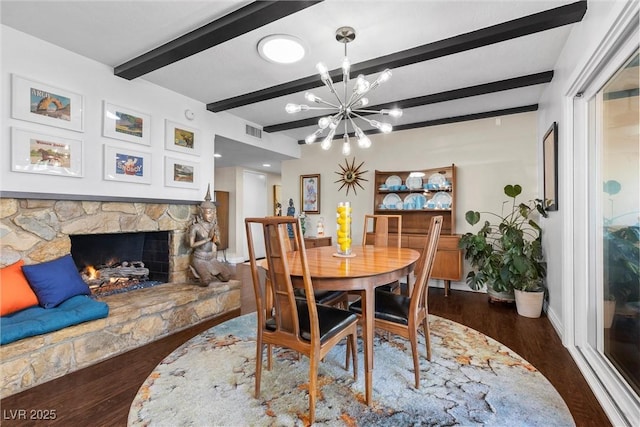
[22,254,90,308]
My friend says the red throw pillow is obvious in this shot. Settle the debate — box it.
[0,260,39,316]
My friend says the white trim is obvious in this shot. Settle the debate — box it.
[562,2,640,425]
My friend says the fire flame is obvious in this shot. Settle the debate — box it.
[85,265,98,280]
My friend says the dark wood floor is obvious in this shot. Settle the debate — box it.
[1,264,611,426]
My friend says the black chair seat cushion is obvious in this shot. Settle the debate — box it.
[265,301,357,343]
[349,290,410,325]
[294,289,346,305]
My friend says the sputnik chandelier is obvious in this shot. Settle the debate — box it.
[285,26,402,156]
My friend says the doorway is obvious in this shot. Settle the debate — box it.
[242,170,267,260]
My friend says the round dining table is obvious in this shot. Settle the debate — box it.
[282,244,420,405]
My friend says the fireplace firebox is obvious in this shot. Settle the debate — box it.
[70,231,170,294]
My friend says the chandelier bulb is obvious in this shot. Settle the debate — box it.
[318,116,331,129]
[377,69,392,83]
[342,56,351,75]
[381,108,403,118]
[285,103,300,114]
[341,137,351,156]
[316,62,330,80]
[380,123,393,133]
[320,137,332,150]
[304,92,318,103]
[355,75,370,94]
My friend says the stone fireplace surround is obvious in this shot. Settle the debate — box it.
[0,195,241,398]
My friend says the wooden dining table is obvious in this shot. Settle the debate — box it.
[279,244,420,405]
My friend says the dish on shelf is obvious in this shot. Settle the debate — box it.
[429,191,452,209]
[382,193,402,209]
[385,175,402,187]
[403,193,426,209]
[406,175,423,190]
[427,172,446,187]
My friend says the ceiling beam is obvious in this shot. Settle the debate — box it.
[114,1,323,80]
[264,71,553,133]
[207,1,585,112]
[296,105,539,144]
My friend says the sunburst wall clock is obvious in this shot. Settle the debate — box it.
[335,158,368,195]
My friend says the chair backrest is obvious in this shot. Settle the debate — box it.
[409,216,443,314]
[362,214,402,248]
[245,216,319,344]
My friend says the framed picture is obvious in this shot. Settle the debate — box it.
[543,121,558,211]
[11,74,84,132]
[11,127,83,177]
[103,144,152,184]
[164,120,201,155]
[164,156,200,188]
[300,174,320,214]
[102,101,151,145]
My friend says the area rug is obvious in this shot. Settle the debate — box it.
[128,313,574,426]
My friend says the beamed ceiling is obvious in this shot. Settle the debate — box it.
[2,0,587,173]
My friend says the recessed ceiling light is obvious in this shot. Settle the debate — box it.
[258,34,305,64]
[214,153,222,158]
[262,163,271,167]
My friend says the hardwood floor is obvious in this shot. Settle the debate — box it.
[1,264,611,426]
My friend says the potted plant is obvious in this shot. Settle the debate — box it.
[459,184,549,309]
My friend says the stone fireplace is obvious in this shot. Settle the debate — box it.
[0,197,197,283]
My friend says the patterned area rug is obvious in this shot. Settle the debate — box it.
[128,313,574,426]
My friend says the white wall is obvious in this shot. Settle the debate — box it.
[1,25,297,202]
[281,111,539,292]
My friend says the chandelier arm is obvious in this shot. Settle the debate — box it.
[350,111,375,125]
[313,98,342,109]
[322,78,344,105]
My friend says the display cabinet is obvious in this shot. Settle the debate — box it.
[370,164,462,295]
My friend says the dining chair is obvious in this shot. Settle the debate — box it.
[350,215,443,388]
[362,214,404,293]
[245,216,358,424]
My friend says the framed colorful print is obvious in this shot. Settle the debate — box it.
[543,121,558,211]
[164,156,200,189]
[11,74,84,132]
[164,120,201,156]
[300,174,320,214]
[102,101,151,145]
[103,144,152,184]
[11,127,83,177]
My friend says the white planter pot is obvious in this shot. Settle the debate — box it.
[514,289,544,318]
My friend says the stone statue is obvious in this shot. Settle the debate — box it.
[286,198,295,237]
[188,186,230,286]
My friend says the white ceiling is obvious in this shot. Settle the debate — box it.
[1,0,583,174]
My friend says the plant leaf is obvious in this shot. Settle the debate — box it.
[465,210,481,226]
[504,184,522,198]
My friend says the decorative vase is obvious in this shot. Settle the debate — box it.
[514,289,544,318]
[336,202,352,255]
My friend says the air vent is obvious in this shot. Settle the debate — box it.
[245,124,262,139]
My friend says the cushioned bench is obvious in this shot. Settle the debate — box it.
[0,295,109,345]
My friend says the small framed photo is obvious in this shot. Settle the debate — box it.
[102,101,151,145]
[543,122,558,211]
[11,127,83,177]
[300,174,321,214]
[11,74,84,132]
[164,120,201,155]
[164,156,200,188]
[103,144,152,184]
